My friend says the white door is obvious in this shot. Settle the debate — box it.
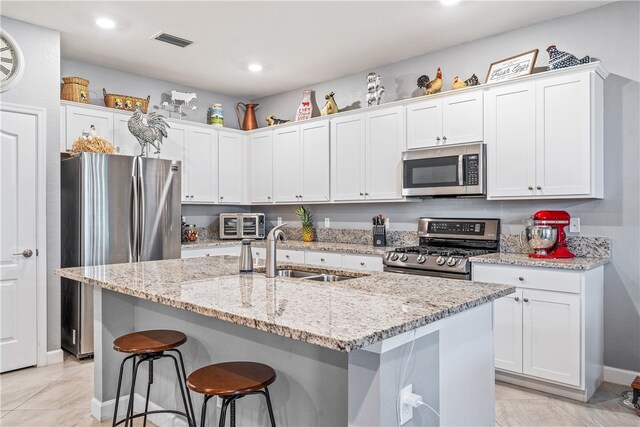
[64,105,113,151]
[366,106,404,200]
[522,289,581,386]
[331,114,365,201]
[218,131,243,204]
[493,290,523,373]
[406,99,441,149]
[485,82,537,198]
[536,73,591,197]
[441,90,484,145]
[112,112,140,156]
[185,128,218,203]
[273,127,300,203]
[250,130,273,203]
[300,121,330,202]
[1,111,38,372]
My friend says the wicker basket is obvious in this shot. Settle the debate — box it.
[61,77,90,103]
[103,88,151,113]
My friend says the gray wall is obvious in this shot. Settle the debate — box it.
[0,16,61,351]
[252,2,640,372]
[61,58,245,129]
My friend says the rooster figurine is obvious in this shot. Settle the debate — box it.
[547,45,590,71]
[417,68,443,95]
[451,73,480,90]
[128,107,170,156]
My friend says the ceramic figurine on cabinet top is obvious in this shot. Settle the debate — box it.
[265,115,290,126]
[295,90,313,121]
[366,72,385,106]
[547,45,590,71]
[320,91,339,116]
[417,68,443,95]
[451,73,480,90]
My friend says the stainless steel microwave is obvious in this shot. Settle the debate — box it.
[219,213,265,239]
[402,143,486,197]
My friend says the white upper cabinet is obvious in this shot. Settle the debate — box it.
[184,127,218,203]
[158,121,186,162]
[331,114,366,201]
[218,131,243,204]
[485,68,604,200]
[113,112,141,156]
[273,126,301,203]
[64,105,113,151]
[249,129,273,204]
[406,89,483,149]
[300,121,330,202]
[366,106,404,200]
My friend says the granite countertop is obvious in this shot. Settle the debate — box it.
[56,257,514,352]
[182,239,393,256]
[469,253,610,271]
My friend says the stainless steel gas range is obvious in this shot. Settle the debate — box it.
[383,217,500,280]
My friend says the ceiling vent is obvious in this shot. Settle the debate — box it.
[151,32,193,48]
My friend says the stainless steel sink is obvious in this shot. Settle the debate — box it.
[275,269,352,282]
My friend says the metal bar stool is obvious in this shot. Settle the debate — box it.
[187,361,276,427]
[111,330,196,427]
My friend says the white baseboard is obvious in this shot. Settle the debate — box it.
[603,365,639,385]
[90,394,189,426]
[46,349,64,365]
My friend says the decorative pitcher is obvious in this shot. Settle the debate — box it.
[236,102,259,130]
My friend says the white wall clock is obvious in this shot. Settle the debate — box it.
[0,29,25,92]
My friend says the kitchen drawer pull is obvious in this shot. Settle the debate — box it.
[220,196,224,200]
[514,296,520,301]
[528,186,534,191]
[365,192,369,196]
[436,137,441,142]
[360,262,365,266]
[285,255,290,259]
[518,277,524,281]
[320,258,325,262]
[442,136,447,141]
[536,186,542,190]
[523,298,529,303]
[360,192,364,196]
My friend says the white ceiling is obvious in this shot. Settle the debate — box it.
[2,1,611,98]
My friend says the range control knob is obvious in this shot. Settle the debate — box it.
[436,256,446,266]
[390,253,400,261]
[446,257,458,267]
[400,254,409,262]
[416,255,426,264]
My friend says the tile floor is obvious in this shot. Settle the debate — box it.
[1,355,638,426]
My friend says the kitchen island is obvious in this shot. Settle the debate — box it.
[58,256,514,426]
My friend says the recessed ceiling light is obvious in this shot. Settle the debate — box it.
[248,63,263,73]
[440,0,460,5]
[96,17,116,29]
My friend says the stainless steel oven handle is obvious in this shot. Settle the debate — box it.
[458,155,464,186]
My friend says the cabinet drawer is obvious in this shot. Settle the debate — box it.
[252,247,267,260]
[278,249,305,263]
[182,246,240,258]
[342,254,383,272]
[473,264,581,294]
[305,251,343,267]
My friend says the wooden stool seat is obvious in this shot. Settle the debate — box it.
[113,329,187,353]
[187,361,276,396]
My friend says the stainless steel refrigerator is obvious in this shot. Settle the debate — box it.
[61,153,181,358]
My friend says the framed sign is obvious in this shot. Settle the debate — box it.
[485,49,539,84]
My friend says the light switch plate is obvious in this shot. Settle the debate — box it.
[324,218,330,228]
[569,218,580,233]
[277,217,282,226]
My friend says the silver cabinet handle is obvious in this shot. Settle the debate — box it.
[13,249,33,258]
[365,192,369,196]
[360,192,364,196]
[514,296,520,301]
[220,196,224,199]
[442,136,447,141]
[320,258,325,262]
[528,186,534,191]
[285,255,290,259]
[436,137,441,142]
[360,262,365,266]
[523,298,529,303]
[267,196,271,200]
[536,186,542,190]
[518,277,524,281]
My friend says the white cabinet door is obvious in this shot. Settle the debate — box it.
[273,127,300,202]
[442,90,483,145]
[536,73,591,197]
[485,82,537,198]
[250,130,273,203]
[406,99,440,149]
[493,290,524,374]
[300,121,330,202]
[218,131,243,204]
[112,112,140,156]
[65,106,113,151]
[331,114,366,201]
[366,106,404,200]
[185,128,218,203]
[522,289,581,387]
[159,122,186,162]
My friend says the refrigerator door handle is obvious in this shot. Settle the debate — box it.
[131,175,139,262]
[138,175,145,258]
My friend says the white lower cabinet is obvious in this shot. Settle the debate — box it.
[278,249,305,263]
[181,246,240,258]
[473,263,603,401]
[342,254,383,272]
[305,251,343,268]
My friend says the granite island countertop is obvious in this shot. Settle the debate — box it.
[182,239,394,256]
[470,253,610,270]
[56,256,514,352]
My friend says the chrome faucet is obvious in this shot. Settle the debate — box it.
[265,223,287,278]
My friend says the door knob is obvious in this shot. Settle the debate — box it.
[13,249,33,258]
[514,297,520,301]
[442,136,447,142]
[528,186,534,191]
[436,137,441,142]
[536,186,542,190]
[523,298,529,303]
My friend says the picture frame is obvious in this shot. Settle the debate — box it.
[485,49,539,84]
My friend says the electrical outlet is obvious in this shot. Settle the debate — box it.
[400,384,413,425]
[324,218,330,228]
[277,217,282,226]
[569,218,581,233]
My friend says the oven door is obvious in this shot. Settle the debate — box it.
[220,215,240,239]
[241,215,261,238]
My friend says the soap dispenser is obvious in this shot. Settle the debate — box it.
[239,239,254,273]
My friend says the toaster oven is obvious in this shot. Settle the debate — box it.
[219,213,265,239]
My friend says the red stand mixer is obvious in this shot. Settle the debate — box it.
[524,210,575,259]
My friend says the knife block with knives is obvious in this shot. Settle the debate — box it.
[372,214,387,247]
